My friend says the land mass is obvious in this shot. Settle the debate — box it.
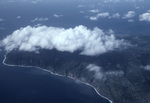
[4,34,150,103]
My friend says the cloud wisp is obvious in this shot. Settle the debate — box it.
[0,27,5,30]
[106,70,124,77]
[0,0,42,4]
[128,19,134,22]
[77,5,86,8]
[89,9,100,13]
[111,13,120,18]
[104,0,120,3]
[143,65,150,71]
[31,17,48,22]
[16,16,21,19]
[104,0,144,3]
[89,12,110,21]
[86,64,105,80]
[86,64,124,80]
[1,25,128,56]
[0,18,4,22]
[53,14,63,18]
[123,11,136,19]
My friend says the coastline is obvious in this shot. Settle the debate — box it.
[2,53,113,103]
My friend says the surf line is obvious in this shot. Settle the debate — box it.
[3,53,113,103]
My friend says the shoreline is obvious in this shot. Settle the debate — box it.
[2,53,113,103]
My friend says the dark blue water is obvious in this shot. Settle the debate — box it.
[0,52,110,103]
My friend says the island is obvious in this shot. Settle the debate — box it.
[3,34,150,103]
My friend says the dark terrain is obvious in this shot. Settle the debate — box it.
[4,34,150,103]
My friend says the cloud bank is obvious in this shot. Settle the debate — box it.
[1,25,128,56]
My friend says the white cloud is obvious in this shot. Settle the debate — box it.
[123,11,136,19]
[53,14,63,18]
[1,25,128,56]
[143,65,150,71]
[31,17,48,22]
[139,10,150,22]
[86,64,105,80]
[89,9,99,13]
[16,16,21,19]
[89,12,110,21]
